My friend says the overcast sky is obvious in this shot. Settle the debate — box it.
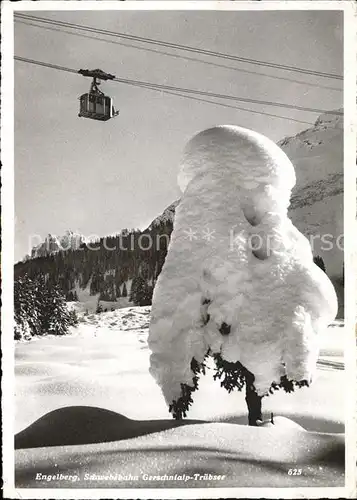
[14,8,343,261]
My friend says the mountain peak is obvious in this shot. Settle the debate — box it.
[30,231,85,259]
[145,200,180,231]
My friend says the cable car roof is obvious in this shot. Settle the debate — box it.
[78,69,116,80]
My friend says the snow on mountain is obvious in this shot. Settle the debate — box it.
[148,110,343,279]
[30,230,86,259]
[282,110,343,279]
[278,110,343,188]
[145,200,179,230]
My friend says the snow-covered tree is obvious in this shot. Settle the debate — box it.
[148,125,337,425]
[14,275,41,339]
[39,280,77,336]
[14,275,77,339]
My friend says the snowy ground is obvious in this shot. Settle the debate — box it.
[15,307,345,489]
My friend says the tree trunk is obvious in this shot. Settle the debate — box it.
[245,376,263,426]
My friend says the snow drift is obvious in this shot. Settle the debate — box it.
[149,125,338,413]
[14,307,345,489]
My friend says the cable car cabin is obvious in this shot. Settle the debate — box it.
[78,93,115,121]
[78,69,119,122]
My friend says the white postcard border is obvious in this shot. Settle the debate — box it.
[2,1,356,499]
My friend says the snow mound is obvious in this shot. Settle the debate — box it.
[149,125,337,409]
[75,306,151,331]
[15,413,344,488]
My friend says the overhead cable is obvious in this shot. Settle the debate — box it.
[15,56,342,117]
[127,83,315,125]
[15,56,332,124]
[14,13,343,80]
[15,19,342,93]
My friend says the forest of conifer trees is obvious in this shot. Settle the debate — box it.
[14,219,173,307]
[14,207,331,313]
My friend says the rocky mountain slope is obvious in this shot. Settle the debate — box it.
[281,110,343,279]
[28,231,86,260]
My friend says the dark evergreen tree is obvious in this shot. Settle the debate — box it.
[14,275,41,339]
[136,277,151,306]
[169,304,309,425]
[14,275,77,339]
[122,282,128,298]
[130,276,152,306]
[68,308,79,327]
[147,284,154,304]
[170,350,308,425]
[67,290,79,301]
[38,279,77,336]
[313,255,326,273]
[129,278,137,302]
[96,300,103,314]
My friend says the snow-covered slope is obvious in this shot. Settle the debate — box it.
[14,307,345,489]
[278,111,343,188]
[30,230,86,259]
[282,111,343,278]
